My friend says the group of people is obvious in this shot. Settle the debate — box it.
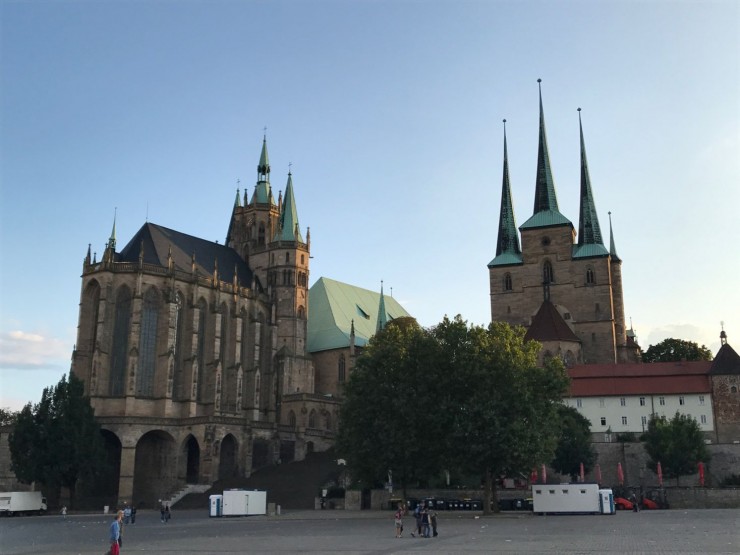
[160,502,171,523]
[107,502,145,554]
[394,501,438,538]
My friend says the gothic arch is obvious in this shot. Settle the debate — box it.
[133,430,177,506]
[195,297,209,403]
[308,409,317,428]
[218,434,238,479]
[78,280,101,382]
[110,285,132,396]
[178,434,200,485]
[99,429,122,505]
[172,291,187,400]
[543,260,554,284]
[137,286,161,397]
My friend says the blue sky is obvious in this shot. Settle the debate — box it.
[1,0,738,410]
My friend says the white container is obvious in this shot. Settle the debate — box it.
[0,492,47,516]
[599,488,616,514]
[531,483,606,515]
[221,489,267,516]
[209,494,223,517]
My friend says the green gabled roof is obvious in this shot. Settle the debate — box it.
[524,81,571,230]
[520,209,572,229]
[274,172,304,242]
[307,277,411,353]
[488,252,523,267]
[572,243,609,259]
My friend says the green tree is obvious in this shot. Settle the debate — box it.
[0,407,19,426]
[336,317,442,497]
[550,405,597,481]
[9,373,106,507]
[643,412,711,486]
[642,338,713,363]
[437,319,569,513]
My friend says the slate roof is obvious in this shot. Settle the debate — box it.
[307,277,411,353]
[708,342,740,375]
[568,361,712,396]
[524,300,580,343]
[117,222,255,288]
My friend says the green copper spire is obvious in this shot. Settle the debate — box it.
[577,109,604,246]
[234,187,241,208]
[488,120,522,268]
[376,281,388,333]
[608,211,621,261]
[520,80,571,230]
[251,134,276,206]
[275,171,304,242]
[573,109,608,258]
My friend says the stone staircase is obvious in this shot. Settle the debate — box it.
[176,449,341,510]
[166,483,211,507]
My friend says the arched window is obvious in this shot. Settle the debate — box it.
[258,223,265,245]
[288,410,296,428]
[325,412,332,431]
[219,303,228,363]
[543,260,554,283]
[586,267,595,285]
[80,281,101,376]
[504,273,513,291]
[240,309,250,370]
[137,287,160,397]
[308,409,317,428]
[297,306,306,319]
[731,386,738,394]
[172,292,185,399]
[196,299,207,402]
[110,286,132,396]
[285,252,290,263]
[338,354,346,383]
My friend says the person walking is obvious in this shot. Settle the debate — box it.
[394,504,404,538]
[421,504,430,538]
[130,505,137,524]
[60,505,67,519]
[411,502,423,537]
[430,508,438,537]
[160,502,166,523]
[164,503,171,523]
[108,510,123,555]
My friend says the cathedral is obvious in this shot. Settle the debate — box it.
[488,83,640,366]
[69,137,408,506]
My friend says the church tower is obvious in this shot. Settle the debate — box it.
[226,136,313,418]
[489,82,639,364]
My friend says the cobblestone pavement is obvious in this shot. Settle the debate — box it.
[0,508,737,554]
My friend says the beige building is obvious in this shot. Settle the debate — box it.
[488,91,639,365]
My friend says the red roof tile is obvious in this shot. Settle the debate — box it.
[568,361,712,396]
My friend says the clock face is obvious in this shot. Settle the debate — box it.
[541,236,551,247]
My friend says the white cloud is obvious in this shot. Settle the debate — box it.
[0,330,70,371]
[641,323,722,354]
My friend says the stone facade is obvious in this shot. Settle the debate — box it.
[67,140,338,506]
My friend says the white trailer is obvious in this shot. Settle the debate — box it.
[0,491,48,516]
[221,489,267,516]
[532,484,615,515]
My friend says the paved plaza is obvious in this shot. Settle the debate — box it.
[0,508,738,554]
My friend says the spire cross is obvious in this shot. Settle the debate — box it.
[263,126,267,137]
[288,162,292,174]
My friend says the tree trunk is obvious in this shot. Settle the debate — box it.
[483,469,492,515]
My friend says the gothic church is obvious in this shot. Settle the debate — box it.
[488,83,640,366]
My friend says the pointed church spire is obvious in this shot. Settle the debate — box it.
[534,79,559,214]
[376,281,388,333]
[577,109,604,247]
[520,80,571,230]
[234,187,241,208]
[496,120,521,257]
[275,171,304,242]
[251,133,276,206]
[608,211,621,261]
[109,208,117,251]
[489,120,523,268]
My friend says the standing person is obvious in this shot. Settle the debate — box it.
[123,504,131,525]
[164,503,171,522]
[108,510,122,555]
[421,504,430,538]
[160,502,165,523]
[430,508,438,537]
[130,505,137,524]
[61,505,67,519]
[412,502,423,537]
[394,503,404,538]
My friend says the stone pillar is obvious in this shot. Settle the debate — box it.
[118,442,136,505]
